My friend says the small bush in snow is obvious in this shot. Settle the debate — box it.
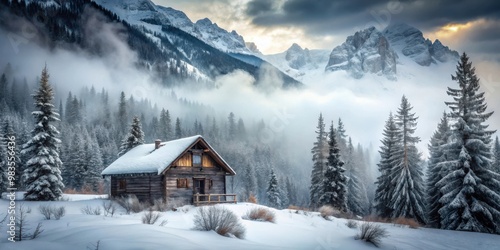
[319,205,337,219]
[152,198,169,212]
[392,217,420,229]
[142,208,162,225]
[346,220,358,228]
[247,194,258,204]
[115,195,144,214]
[193,206,246,239]
[102,201,117,217]
[81,205,102,215]
[38,205,66,220]
[355,222,389,247]
[243,207,275,223]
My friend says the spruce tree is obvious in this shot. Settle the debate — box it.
[439,53,500,233]
[118,116,145,157]
[228,112,236,140]
[426,112,451,228]
[345,137,368,215]
[319,122,347,211]
[267,168,281,208]
[310,113,328,209]
[21,66,64,201]
[175,117,182,139]
[492,136,500,174]
[389,95,426,223]
[0,128,8,193]
[159,109,172,141]
[375,113,399,217]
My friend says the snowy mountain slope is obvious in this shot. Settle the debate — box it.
[1,195,499,250]
[94,0,251,54]
[92,0,300,87]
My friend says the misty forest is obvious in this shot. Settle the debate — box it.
[1,0,500,248]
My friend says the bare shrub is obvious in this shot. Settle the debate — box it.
[346,220,358,228]
[247,194,258,204]
[53,206,66,220]
[243,207,275,223]
[115,195,144,214]
[38,205,53,220]
[81,205,102,215]
[152,198,169,212]
[159,219,169,226]
[392,217,420,229]
[355,222,389,247]
[102,201,117,217]
[15,203,43,241]
[142,209,162,225]
[193,206,246,239]
[38,205,66,220]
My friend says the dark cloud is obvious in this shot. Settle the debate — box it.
[246,0,500,34]
[245,0,276,16]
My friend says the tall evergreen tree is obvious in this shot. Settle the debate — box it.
[345,137,368,215]
[21,66,64,201]
[492,136,500,174]
[118,91,127,135]
[389,95,426,223]
[267,168,281,208]
[159,109,172,141]
[310,113,328,209]
[426,112,451,228]
[118,116,144,157]
[175,117,182,139]
[319,122,347,211]
[228,112,236,140]
[439,53,500,233]
[375,113,399,217]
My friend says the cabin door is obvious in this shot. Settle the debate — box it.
[194,178,206,201]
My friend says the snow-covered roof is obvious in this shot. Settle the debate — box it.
[101,135,235,176]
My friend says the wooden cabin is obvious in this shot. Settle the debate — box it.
[101,135,236,205]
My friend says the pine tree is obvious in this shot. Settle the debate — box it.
[118,116,145,157]
[492,136,500,174]
[345,137,368,215]
[175,117,182,139]
[67,132,86,189]
[21,66,64,201]
[228,112,236,140]
[319,122,347,211]
[310,113,328,209]
[159,109,172,141]
[118,91,127,135]
[426,112,451,228]
[0,128,8,193]
[389,95,426,223]
[439,53,500,233]
[375,113,399,217]
[242,163,257,201]
[267,168,281,208]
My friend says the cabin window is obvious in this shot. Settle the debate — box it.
[177,178,189,188]
[118,179,126,190]
[192,153,202,166]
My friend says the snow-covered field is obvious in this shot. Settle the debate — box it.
[0,194,498,250]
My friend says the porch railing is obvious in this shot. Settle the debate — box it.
[193,194,237,206]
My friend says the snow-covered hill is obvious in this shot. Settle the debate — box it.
[1,194,498,250]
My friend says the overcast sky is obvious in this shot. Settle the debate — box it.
[152,0,500,61]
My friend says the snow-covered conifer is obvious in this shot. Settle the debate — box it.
[310,113,328,208]
[267,168,281,208]
[319,122,347,211]
[439,53,500,233]
[22,66,64,201]
[118,116,144,157]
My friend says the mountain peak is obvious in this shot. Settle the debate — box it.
[326,26,398,80]
[383,23,458,66]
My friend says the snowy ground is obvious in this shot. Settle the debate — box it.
[0,194,498,250]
